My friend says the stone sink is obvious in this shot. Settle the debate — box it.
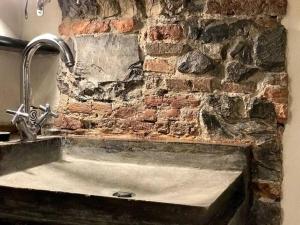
[0,137,251,225]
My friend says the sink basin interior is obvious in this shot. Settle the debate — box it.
[0,137,250,225]
[0,155,242,208]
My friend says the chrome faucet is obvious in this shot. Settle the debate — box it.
[6,34,75,141]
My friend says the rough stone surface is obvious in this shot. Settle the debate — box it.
[200,110,276,139]
[118,0,140,18]
[145,0,163,17]
[249,98,276,122]
[163,0,186,16]
[56,1,288,224]
[252,138,283,182]
[207,95,245,121]
[206,0,287,16]
[74,34,139,83]
[255,26,286,70]
[229,40,253,65]
[97,0,120,18]
[78,80,96,96]
[249,198,281,225]
[177,51,214,75]
[202,43,225,61]
[225,61,258,82]
[58,0,100,19]
[148,25,184,41]
[200,22,229,43]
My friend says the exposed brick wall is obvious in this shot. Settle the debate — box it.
[55,0,288,224]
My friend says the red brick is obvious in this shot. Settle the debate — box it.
[253,181,281,201]
[263,86,288,104]
[160,109,180,121]
[267,73,288,87]
[261,84,289,124]
[113,106,136,118]
[54,115,82,130]
[144,96,163,108]
[67,102,92,114]
[206,0,221,14]
[163,95,200,109]
[92,102,112,115]
[59,19,110,36]
[58,20,72,36]
[191,77,220,92]
[274,103,288,124]
[111,18,135,33]
[142,109,157,122]
[222,82,257,94]
[165,79,191,92]
[85,20,110,34]
[70,20,90,35]
[148,25,184,41]
[143,58,175,74]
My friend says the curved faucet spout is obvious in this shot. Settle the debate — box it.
[6,34,74,141]
[22,33,75,114]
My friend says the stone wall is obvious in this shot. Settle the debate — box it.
[55,0,288,224]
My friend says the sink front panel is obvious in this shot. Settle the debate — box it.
[0,137,61,175]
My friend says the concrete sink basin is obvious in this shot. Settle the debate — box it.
[0,137,250,225]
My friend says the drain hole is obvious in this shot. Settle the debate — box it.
[113,191,135,198]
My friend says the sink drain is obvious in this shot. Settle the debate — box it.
[113,191,135,198]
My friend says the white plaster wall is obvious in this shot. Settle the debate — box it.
[0,0,24,125]
[22,0,61,39]
[22,0,62,111]
[282,0,300,224]
[0,0,23,39]
[0,0,62,125]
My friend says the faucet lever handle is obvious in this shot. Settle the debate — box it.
[39,104,59,118]
[6,104,29,124]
